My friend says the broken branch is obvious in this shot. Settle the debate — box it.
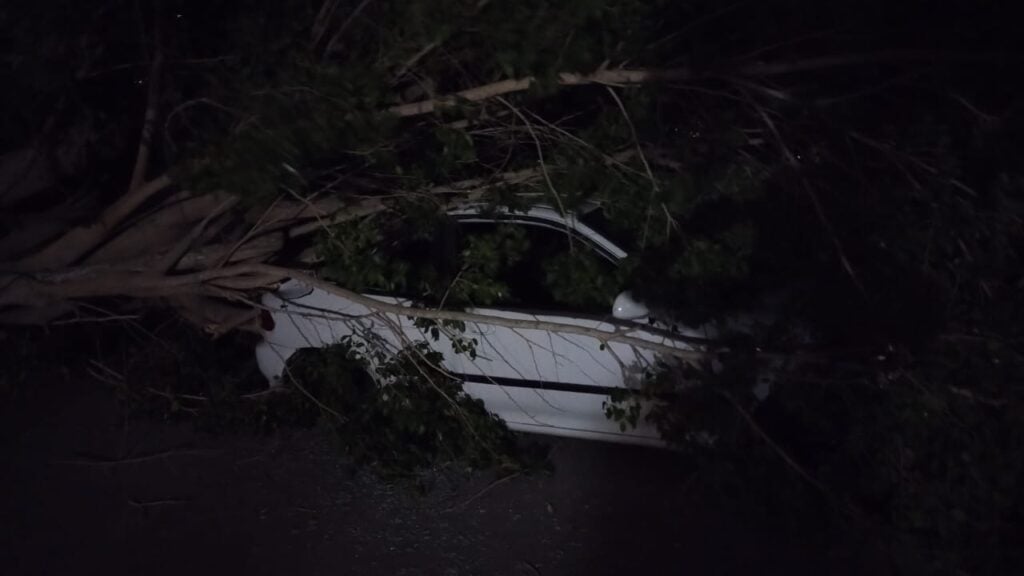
[388,68,686,118]
[129,49,164,192]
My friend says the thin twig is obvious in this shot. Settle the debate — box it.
[605,86,660,247]
[497,97,567,218]
[272,344,347,422]
[649,1,751,50]
[523,110,645,177]
[53,313,141,326]
[445,471,521,512]
[747,93,866,297]
[392,41,439,84]
[87,367,122,387]
[285,167,544,238]
[717,391,830,496]
[129,39,164,192]
[129,498,188,508]
[390,0,492,83]
[948,386,1006,407]
[88,359,125,381]
[147,387,209,402]
[215,195,284,268]
[311,0,342,48]
[159,195,238,273]
[56,448,220,466]
[322,0,375,59]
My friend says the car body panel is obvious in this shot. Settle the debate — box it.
[255,205,704,445]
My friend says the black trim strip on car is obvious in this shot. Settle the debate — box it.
[455,372,623,396]
[456,372,683,403]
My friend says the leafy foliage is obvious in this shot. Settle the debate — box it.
[286,341,543,477]
[543,250,618,310]
[320,217,412,293]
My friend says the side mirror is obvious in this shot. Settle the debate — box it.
[277,279,313,300]
[612,291,649,320]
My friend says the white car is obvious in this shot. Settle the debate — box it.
[255,205,711,446]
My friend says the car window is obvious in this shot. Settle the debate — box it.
[455,221,622,315]
[334,214,458,300]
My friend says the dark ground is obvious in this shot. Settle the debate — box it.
[2,375,889,576]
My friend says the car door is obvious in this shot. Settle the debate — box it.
[443,218,687,444]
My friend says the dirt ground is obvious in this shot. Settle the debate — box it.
[1,376,889,576]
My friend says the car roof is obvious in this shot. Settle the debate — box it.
[445,204,628,261]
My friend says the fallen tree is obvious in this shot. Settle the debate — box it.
[2,2,1023,572]
[0,21,680,329]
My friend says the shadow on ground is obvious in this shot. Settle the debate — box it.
[1,377,887,576]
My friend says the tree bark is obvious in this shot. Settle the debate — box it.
[17,174,174,271]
